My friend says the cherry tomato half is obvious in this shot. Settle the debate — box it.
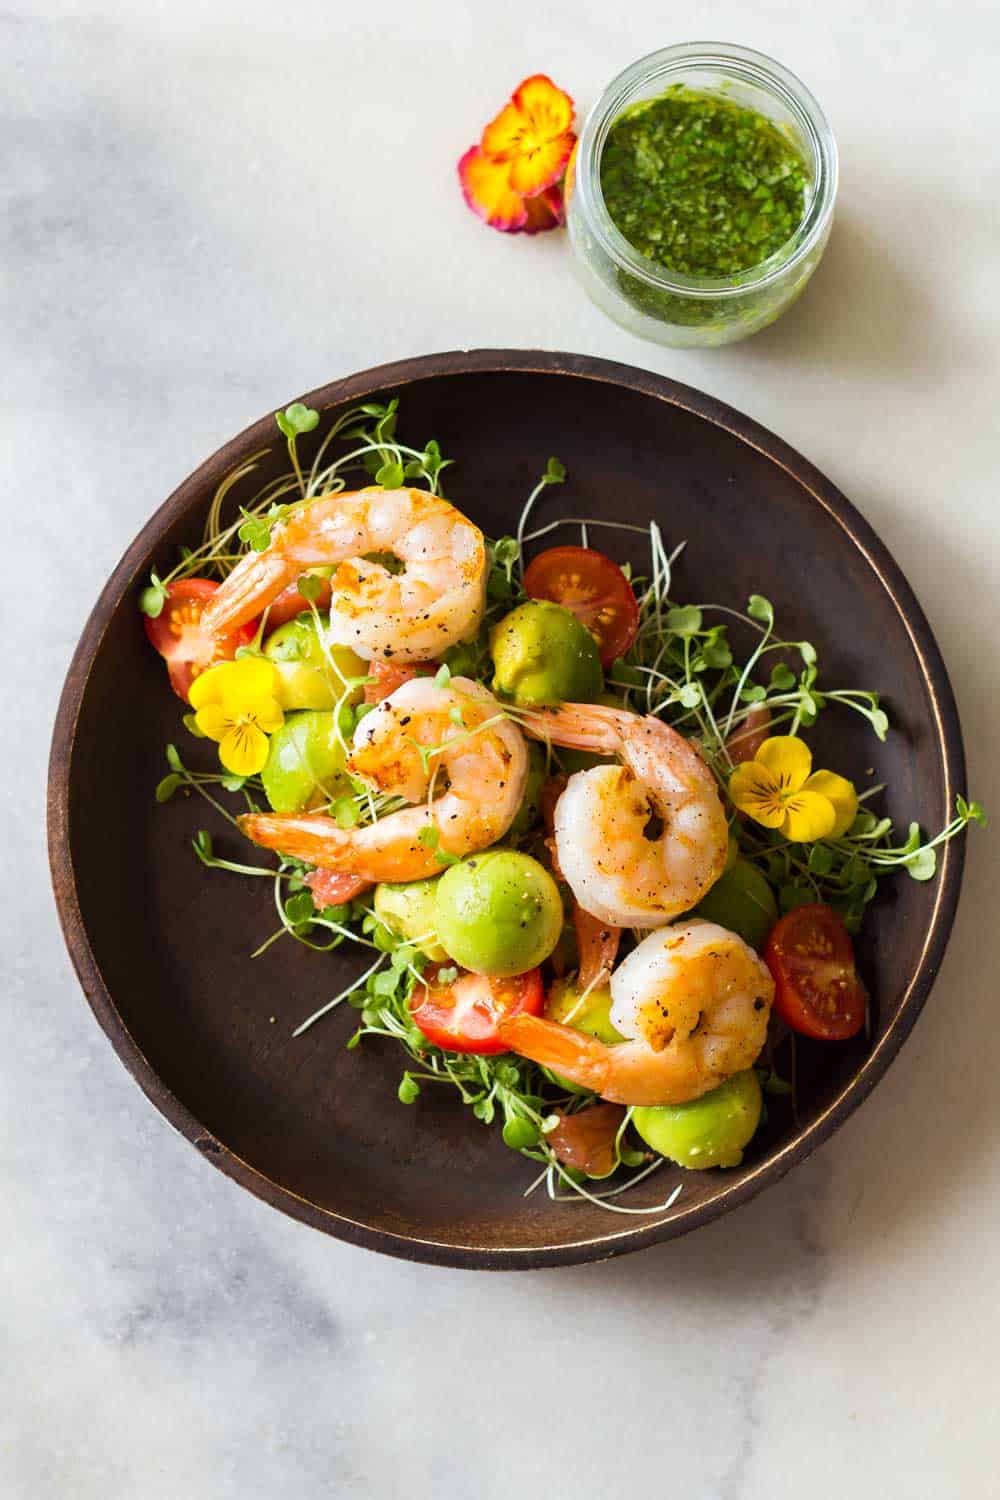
[264,577,333,632]
[143,578,257,702]
[410,966,544,1055]
[764,903,868,1041]
[523,546,639,668]
[362,659,437,704]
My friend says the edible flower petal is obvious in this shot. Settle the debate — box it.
[522,185,565,233]
[481,76,575,194]
[726,762,789,830]
[189,656,284,776]
[802,769,859,838]
[458,73,576,234]
[779,790,837,844]
[755,734,814,789]
[729,734,857,844]
[458,145,530,232]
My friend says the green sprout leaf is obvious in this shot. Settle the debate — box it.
[238,514,274,552]
[192,829,214,862]
[375,460,405,489]
[502,1117,539,1150]
[398,1073,421,1104]
[902,822,922,857]
[139,576,168,618]
[904,847,937,881]
[701,632,732,670]
[275,403,320,439]
[155,774,182,803]
[807,844,835,876]
[545,456,567,483]
[165,743,183,773]
[747,594,774,626]
[957,796,987,826]
[666,604,703,637]
[296,572,325,602]
[285,891,315,927]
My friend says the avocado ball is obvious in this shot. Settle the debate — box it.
[632,1070,763,1170]
[545,977,624,1045]
[373,878,447,961]
[264,614,366,712]
[261,710,348,814]
[435,850,563,976]
[543,977,626,1095]
[490,599,603,707]
[694,857,778,951]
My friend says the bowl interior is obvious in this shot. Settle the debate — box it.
[52,355,963,1266]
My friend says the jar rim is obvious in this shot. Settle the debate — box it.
[573,42,839,298]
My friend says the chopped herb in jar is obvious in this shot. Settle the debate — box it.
[600,85,809,278]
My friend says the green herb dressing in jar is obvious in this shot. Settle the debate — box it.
[567,44,838,348]
[600,86,809,278]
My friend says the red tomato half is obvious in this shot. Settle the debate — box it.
[524,546,640,667]
[143,578,257,702]
[363,659,437,704]
[264,577,333,632]
[410,966,544,1055]
[764,903,868,1041]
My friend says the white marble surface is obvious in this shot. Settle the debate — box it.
[5,1,1000,1494]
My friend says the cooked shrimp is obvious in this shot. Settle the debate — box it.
[238,676,527,881]
[499,920,773,1105]
[201,487,486,662]
[520,702,728,927]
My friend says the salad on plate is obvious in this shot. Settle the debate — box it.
[141,400,983,1213]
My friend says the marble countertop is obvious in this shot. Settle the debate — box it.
[6,2,999,1495]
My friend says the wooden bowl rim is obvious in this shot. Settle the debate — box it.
[47,349,967,1268]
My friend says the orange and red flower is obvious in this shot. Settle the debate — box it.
[458,74,576,234]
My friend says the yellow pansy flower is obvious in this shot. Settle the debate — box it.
[728,735,858,843]
[188,656,284,776]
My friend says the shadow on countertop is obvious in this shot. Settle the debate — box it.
[728,206,991,382]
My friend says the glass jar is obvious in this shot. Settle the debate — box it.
[567,43,838,348]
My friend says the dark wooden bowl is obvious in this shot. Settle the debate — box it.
[48,351,966,1268]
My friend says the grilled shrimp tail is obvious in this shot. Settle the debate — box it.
[202,552,295,634]
[498,1014,611,1092]
[237,812,351,867]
